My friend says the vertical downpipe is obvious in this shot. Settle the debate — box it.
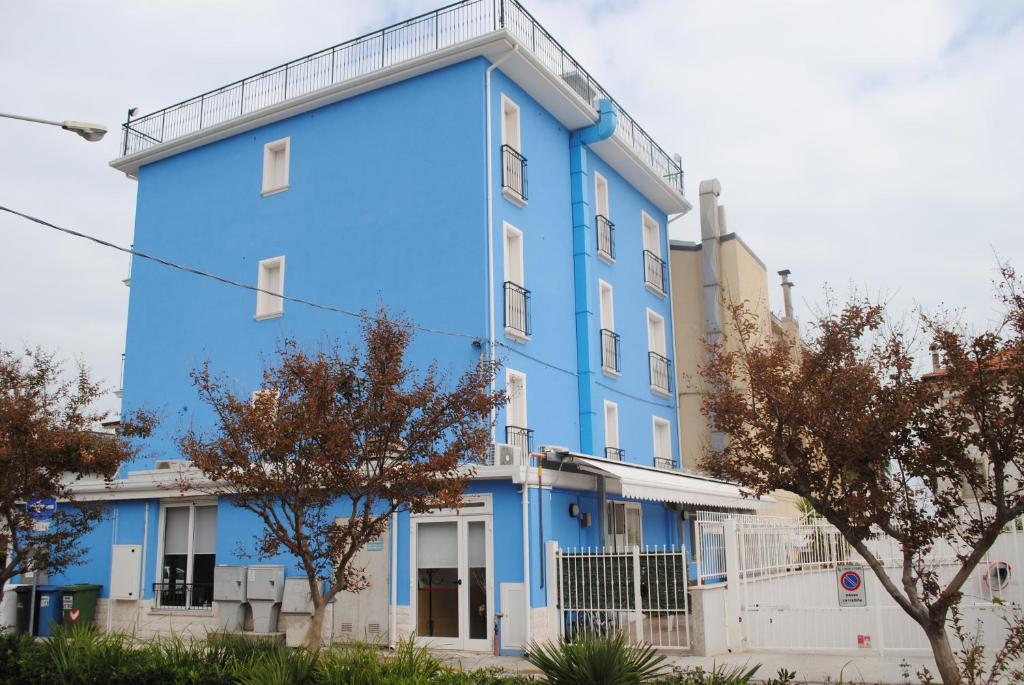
[389,511,398,648]
[137,502,149,631]
[699,179,726,454]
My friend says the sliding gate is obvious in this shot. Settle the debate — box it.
[555,546,690,650]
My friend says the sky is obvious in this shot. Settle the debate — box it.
[2,0,1023,416]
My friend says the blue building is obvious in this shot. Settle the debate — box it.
[61,0,757,652]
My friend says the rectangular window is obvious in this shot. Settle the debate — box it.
[653,417,672,470]
[606,502,642,550]
[595,173,614,261]
[261,137,290,195]
[647,309,670,395]
[599,280,619,373]
[642,212,665,294]
[604,401,622,461]
[255,256,285,319]
[505,369,531,454]
[503,225,530,339]
[158,502,216,609]
[500,96,527,203]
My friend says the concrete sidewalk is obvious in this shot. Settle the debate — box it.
[443,651,939,684]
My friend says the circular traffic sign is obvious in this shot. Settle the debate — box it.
[840,570,862,591]
[26,496,57,522]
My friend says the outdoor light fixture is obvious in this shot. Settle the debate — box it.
[568,503,581,518]
[0,112,107,142]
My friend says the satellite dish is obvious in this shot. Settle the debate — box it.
[985,561,1011,592]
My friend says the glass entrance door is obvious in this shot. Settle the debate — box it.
[414,515,492,650]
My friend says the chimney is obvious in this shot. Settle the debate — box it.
[778,269,795,320]
[929,344,941,372]
[699,179,723,343]
[717,205,727,235]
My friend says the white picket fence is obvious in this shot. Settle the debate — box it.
[554,545,690,650]
[722,517,1024,655]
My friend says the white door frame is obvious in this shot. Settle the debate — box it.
[410,502,494,651]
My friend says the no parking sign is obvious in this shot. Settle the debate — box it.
[837,563,867,607]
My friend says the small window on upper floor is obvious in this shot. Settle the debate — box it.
[599,280,619,374]
[262,137,290,196]
[255,256,285,319]
[642,211,666,295]
[595,172,614,262]
[653,416,672,470]
[501,96,527,205]
[503,224,530,340]
[604,400,622,461]
[647,309,671,396]
[505,369,531,454]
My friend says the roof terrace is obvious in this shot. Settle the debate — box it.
[116,0,684,200]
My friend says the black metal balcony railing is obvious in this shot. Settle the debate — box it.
[649,351,671,395]
[654,457,674,470]
[503,281,531,337]
[600,329,620,373]
[506,425,534,455]
[501,144,528,202]
[596,214,615,260]
[605,447,625,461]
[118,0,683,196]
[643,250,666,293]
[153,582,214,610]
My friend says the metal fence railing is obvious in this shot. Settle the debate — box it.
[119,0,684,197]
[600,329,620,373]
[152,582,214,610]
[503,280,531,337]
[501,144,528,202]
[649,352,671,395]
[643,250,666,293]
[596,214,615,260]
[556,545,689,649]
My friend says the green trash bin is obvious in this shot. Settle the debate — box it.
[60,584,102,629]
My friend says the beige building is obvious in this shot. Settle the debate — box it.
[670,178,801,517]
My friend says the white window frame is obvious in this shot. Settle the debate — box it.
[594,172,613,263]
[646,309,667,355]
[154,498,217,611]
[606,501,642,550]
[503,223,524,288]
[599,280,618,376]
[642,211,661,258]
[506,368,528,430]
[652,416,672,469]
[261,137,290,196]
[604,400,620,458]
[255,256,285,320]
[500,95,521,151]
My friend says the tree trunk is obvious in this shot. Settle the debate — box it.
[926,623,961,685]
[306,600,328,650]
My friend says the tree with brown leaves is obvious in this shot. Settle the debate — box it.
[701,265,1024,685]
[180,311,504,648]
[0,347,152,593]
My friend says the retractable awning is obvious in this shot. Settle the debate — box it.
[571,455,771,510]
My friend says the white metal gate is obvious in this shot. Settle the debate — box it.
[728,518,1024,655]
[555,546,690,650]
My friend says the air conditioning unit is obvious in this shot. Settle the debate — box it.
[490,443,524,467]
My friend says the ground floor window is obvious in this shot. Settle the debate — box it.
[606,501,642,550]
[158,502,217,609]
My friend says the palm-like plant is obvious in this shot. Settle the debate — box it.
[525,634,668,685]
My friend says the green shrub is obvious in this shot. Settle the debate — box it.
[525,633,668,685]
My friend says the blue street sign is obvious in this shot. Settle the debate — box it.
[26,496,57,521]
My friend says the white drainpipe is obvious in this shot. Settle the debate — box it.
[389,511,398,648]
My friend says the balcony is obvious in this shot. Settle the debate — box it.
[649,351,671,396]
[600,329,620,374]
[501,144,528,204]
[605,447,624,461]
[506,425,534,455]
[504,281,531,339]
[654,457,674,470]
[643,250,666,295]
[596,214,615,261]
[153,582,213,610]
[117,0,683,199]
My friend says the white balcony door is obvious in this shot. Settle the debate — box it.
[412,514,493,651]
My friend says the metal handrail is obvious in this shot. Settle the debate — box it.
[596,214,615,260]
[506,425,534,454]
[501,144,528,202]
[152,582,214,609]
[503,280,531,336]
[118,0,683,196]
[649,351,671,394]
[643,250,666,293]
[600,328,620,372]
[654,457,674,470]
[605,446,624,461]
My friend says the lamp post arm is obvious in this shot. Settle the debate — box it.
[0,112,63,127]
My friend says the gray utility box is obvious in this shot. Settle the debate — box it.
[281,576,318,614]
[246,565,285,633]
[213,566,247,631]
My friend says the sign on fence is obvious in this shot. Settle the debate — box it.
[836,563,867,607]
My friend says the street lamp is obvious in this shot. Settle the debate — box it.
[0,111,107,142]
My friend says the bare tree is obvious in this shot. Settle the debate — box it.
[180,311,504,648]
[700,265,1024,684]
[0,347,152,593]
